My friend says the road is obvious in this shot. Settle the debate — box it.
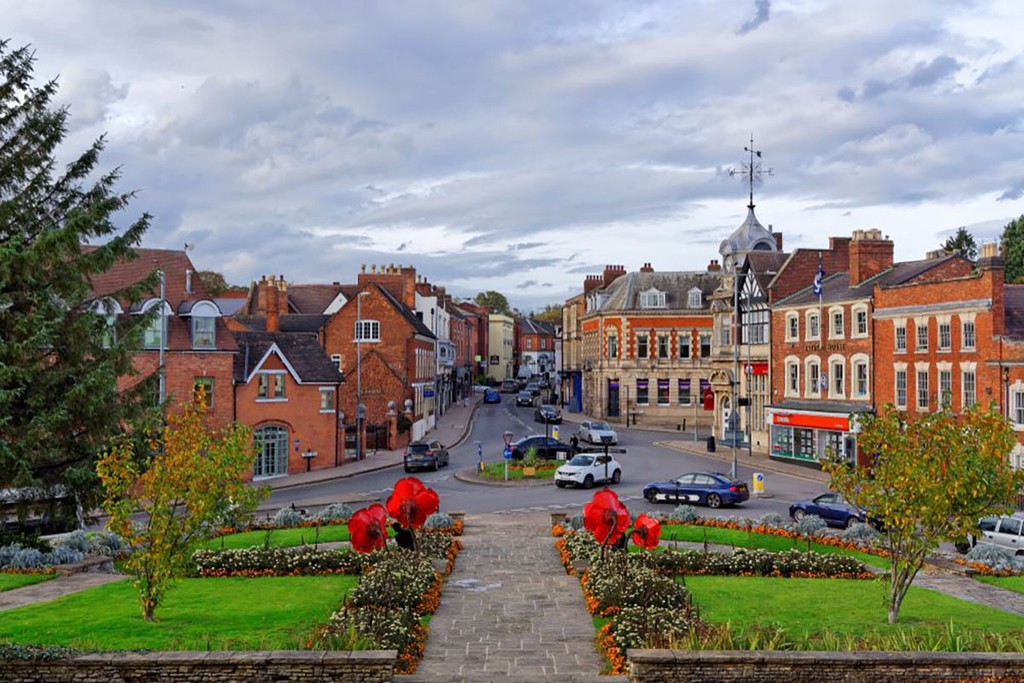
[268,396,830,519]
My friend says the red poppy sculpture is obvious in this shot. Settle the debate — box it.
[386,476,440,529]
[630,513,661,550]
[583,487,630,546]
[348,503,389,553]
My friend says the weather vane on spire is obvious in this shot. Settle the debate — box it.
[728,133,773,210]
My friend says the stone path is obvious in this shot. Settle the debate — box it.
[0,573,126,611]
[397,512,624,683]
[914,572,1024,616]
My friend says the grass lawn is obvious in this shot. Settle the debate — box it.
[202,525,354,550]
[976,576,1024,596]
[684,575,1024,636]
[0,573,56,592]
[0,575,357,650]
[660,524,889,569]
[479,461,557,481]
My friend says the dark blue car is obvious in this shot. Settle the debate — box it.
[789,493,868,528]
[483,388,501,404]
[642,472,749,509]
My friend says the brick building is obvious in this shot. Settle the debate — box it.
[233,330,343,480]
[518,318,557,381]
[768,229,973,465]
[561,292,586,412]
[456,302,490,383]
[579,263,721,429]
[86,248,238,427]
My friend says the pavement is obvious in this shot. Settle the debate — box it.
[0,573,126,612]
[261,396,484,493]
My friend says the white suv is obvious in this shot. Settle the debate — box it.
[973,513,1024,556]
[555,453,622,489]
[576,420,618,445]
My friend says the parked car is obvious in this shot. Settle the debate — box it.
[404,440,450,472]
[525,382,541,396]
[534,405,562,424]
[473,384,489,394]
[555,453,622,489]
[576,420,618,445]
[483,388,501,404]
[515,390,535,407]
[966,513,1024,556]
[509,435,572,460]
[500,379,518,393]
[789,493,870,529]
[642,472,749,508]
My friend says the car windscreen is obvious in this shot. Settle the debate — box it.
[407,444,429,454]
[591,421,611,430]
[568,455,594,466]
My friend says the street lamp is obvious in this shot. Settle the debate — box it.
[502,430,514,482]
[157,269,166,406]
[356,290,370,460]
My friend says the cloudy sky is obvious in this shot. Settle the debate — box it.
[5,0,1024,310]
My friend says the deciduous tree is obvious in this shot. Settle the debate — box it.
[0,40,155,528]
[824,404,1024,624]
[474,290,511,315]
[97,393,265,621]
[1001,215,1024,284]
[532,304,563,323]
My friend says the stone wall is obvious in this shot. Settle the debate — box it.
[628,649,1024,682]
[0,650,396,683]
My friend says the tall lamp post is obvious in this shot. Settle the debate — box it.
[157,269,166,405]
[356,290,370,460]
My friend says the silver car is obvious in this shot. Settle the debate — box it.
[974,513,1024,556]
[576,420,618,445]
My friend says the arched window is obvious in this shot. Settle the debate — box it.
[253,425,289,479]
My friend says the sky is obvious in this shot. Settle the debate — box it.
[4,0,1024,311]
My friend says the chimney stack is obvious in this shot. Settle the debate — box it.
[639,262,654,273]
[707,259,722,272]
[602,264,626,287]
[848,228,894,285]
[266,275,280,333]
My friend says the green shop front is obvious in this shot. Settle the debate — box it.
[767,403,871,466]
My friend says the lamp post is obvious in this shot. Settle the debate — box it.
[502,430,514,482]
[356,290,369,460]
[157,269,166,405]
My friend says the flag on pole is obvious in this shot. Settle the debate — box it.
[812,257,825,298]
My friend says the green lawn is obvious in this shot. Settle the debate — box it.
[977,575,1024,596]
[201,525,354,550]
[684,575,1024,636]
[660,524,889,569]
[0,575,357,650]
[0,573,56,592]
[479,461,557,481]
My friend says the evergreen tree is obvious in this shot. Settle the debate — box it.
[941,226,978,261]
[1001,215,1024,284]
[0,40,154,528]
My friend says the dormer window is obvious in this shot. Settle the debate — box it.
[90,297,122,349]
[178,300,220,350]
[639,288,666,309]
[135,298,171,350]
[687,288,702,309]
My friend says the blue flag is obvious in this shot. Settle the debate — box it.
[812,258,825,298]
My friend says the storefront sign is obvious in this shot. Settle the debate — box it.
[803,342,847,353]
[744,362,768,375]
[771,411,850,432]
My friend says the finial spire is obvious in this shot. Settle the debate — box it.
[729,133,773,209]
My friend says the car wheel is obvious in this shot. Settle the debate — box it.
[792,509,806,522]
[611,469,621,484]
[583,475,594,489]
[555,481,566,488]
[645,489,658,503]
[404,466,412,473]
[845,516,862,529]
[954,540,972,555]
[706,493,722,509]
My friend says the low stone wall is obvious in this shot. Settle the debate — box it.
[627,649,1024,682]
[0,650,396,683]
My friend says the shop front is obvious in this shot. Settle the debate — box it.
[766,404,870,466]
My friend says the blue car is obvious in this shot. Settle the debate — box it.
[789,493,870,529]
[642,471,749,509]
[483,388,501,404]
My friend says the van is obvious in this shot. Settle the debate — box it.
[975,512,1024,555]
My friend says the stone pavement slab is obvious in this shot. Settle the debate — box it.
[0,572,126,611]
[401,512,625,683]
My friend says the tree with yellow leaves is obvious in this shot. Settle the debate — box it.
[97,392,265,621]
[825,403,1024,624]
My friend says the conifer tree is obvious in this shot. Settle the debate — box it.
[0,40,155,528]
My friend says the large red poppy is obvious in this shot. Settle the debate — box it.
[630,513,661,550]
[583,487,630,546]
[386,476,440,529]
[348,503,388,553]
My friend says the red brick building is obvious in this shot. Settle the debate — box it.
[86,248,238,427]
[456,302,489,382]
[518,318,557,381]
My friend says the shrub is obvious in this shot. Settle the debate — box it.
[191,546,369,576]
[669,505,698,524]
[271,507,305,528]
[347,552,436,611]
[324,605,419,651]
[6,547,46,569]
[612,605,697,651]
[758,512,786,529]
[794,514,828,537]
[842,522,881,545]
[587,553,688,614]
[562,528,599,565]
[423,512,454,529]
[966,543,1021,573]
[318,503,354,522]
[0,645,82,661]
[52,530,90,554]
[651,547,870,578]
[88,531,127,557]
[46,546,84,566]
[565,514,585,531]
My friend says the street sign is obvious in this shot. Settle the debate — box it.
[503,447,512,460]
[753,472,765,494]
[424,389,435,398]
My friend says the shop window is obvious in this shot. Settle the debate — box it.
[771,424,793,458]
[678,379,691,405]
[657,379,670,405]
[636,378,649,405]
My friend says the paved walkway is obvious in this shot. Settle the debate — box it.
[399,512,625,683]
[0,573,125,611]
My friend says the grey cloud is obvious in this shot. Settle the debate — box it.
[736,0,770,36]
[906,55,960,88]
[510,242,546,250]
[836,86,856,103]
[517,280,538,289]
[57,67,129,130]
[998,181,1024,202]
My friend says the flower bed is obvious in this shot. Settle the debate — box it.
[652,547,873,579]
[191,546,368,577]
[660,517,889,559]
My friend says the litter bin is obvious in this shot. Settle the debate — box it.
[706,435,716,452]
